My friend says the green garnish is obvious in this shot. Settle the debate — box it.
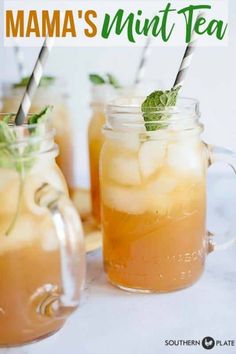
[141,86,181,131]
[106,74,121,89]
[28,106,53,125]
[0,107,52,237]
[2,113,15,124]
[0,106,52,173]
[89,74,106,85]
[89,73,122,89]
[13,76,55,88]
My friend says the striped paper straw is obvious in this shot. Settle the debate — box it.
[134,37,152,85]
[15,37,54,126]
[14,45,27,79]
[173,12,204,89]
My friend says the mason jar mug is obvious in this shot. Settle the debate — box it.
[100,97,236,293]
[0,115,85,347]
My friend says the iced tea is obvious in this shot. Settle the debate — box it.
[0,116,85,346]
[101,98,207,292]
[88,84,118,225]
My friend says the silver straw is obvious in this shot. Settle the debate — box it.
[173,13,204,89]
[13,45,27,79]
[15,37,54,126]
[134,37,152,85]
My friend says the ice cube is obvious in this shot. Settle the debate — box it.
[108,154,141,186]
[102,184,147,214]
[0,169,20,214]
[167,140,202,175]
[109,133,140,152]
[122,134,140,152]
[139,140,167,179]
[146,175,177,214]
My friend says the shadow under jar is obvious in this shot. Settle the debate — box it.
[100,97,236,293]
[0,115,85,347]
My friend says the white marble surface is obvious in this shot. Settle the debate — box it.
[1,175,236,354]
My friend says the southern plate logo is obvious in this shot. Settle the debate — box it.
[202,337,215,350]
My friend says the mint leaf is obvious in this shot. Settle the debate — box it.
[0,121,19,170]
[14,76,55,88]
[0,107,52,174]
[141,86,181,131]
[28,106,53,125]
[106,73,121,89]
[2,113,14,124]
[89,74,106,85]
[0,108,52,237]
[0,121,16,144]
[89,73,122,89]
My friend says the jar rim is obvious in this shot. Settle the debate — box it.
[107,96,199,113]
[1,78,68,99]
[0,113,54,129]
[105,96,202,133]
[0,113,56,154]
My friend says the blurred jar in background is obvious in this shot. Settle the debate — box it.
[0,77,74,193]
[88,84,117,226]
[88,79,158,226]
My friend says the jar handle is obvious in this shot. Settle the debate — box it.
[206,144,236,252]
[35,183,85,318]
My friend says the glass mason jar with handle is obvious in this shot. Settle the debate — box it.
[0,79,74,192]
[0,114,85,347]
[100,97,236,293]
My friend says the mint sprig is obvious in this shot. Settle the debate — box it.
[89,74,106,85]
[89,73,122,89]
[0,107,52,237]
[0,106,52,173]
[28,106,53,125]
[13,76,55,88]
[106,73,121,89]
[141,86,181,131]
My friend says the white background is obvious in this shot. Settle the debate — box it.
[3,1,228,47]
[0,0,235,187]
[0,2,236,353]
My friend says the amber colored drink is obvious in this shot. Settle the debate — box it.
[0,240,63,345]
[88,84,119,225]
[101,99,207,292]
[88,110,106,224]
[0,163,64,345]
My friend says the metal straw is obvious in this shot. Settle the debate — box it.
[134,37,152,85]
[15,37,53,126]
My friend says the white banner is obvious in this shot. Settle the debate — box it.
[4,0,229,47]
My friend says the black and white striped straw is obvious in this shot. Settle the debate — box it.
[13,45,26,79]
[134,37,152,85]
[173,13,204,89]
[15,37,54,126]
